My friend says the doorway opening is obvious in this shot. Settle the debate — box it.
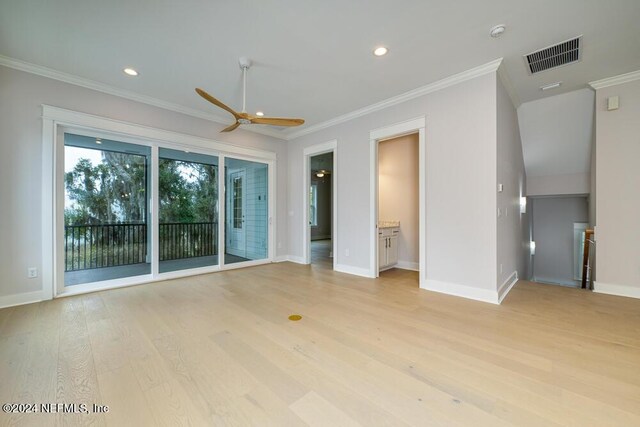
[376,134,419,283]
[309,152,334,267]
[369,116,426,285]
[302,140,337,269]
[529,195,590,287]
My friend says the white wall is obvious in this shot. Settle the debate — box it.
[496,75,528,293]
[526,173,590,197]
[531,196,588,287]
[589,114,597,228]
[287,72,499,297]
[588,111,597,281]
[593,78,640,298]
[378,134,419,268]
[0,65,288,302]
[517,89,594,196]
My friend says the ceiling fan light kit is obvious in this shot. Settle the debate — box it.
[196,57,305,132]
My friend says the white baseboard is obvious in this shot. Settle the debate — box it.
[0,289,45,309]
[422,279,499,304]
[593,281,640,299]
[533,277,579,288]
[334,263,376,278]
[498,271,518,303]
[273,255,308,264]
[273,255,307,264]
[396,261,419,271]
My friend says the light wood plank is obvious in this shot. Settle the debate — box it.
[1,261,639,426]
[143,379,207,427]
[290,391,360,427]
[98,364,156,427]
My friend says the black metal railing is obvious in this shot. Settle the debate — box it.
[159,222,218,261]
[64,222,217,272]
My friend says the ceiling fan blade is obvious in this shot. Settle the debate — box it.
[221,122,241,132]
[250,117,305,127]
[195,88,239,118]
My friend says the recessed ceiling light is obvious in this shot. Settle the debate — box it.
[489,25,506,38]
[540,82,562,91]
[123,68,139,76]
[373,46,388,57]
[256,111,264,117]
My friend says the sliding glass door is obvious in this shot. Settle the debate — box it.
[63,133,151,286]
[57,128,273,293]
[159,149,219,273]
[224,158,269,265]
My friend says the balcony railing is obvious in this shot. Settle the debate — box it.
[64,222,218,272]
[159,222,218,262]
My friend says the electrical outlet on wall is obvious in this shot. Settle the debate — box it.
[27,267,38,278]
[345,249,350,257]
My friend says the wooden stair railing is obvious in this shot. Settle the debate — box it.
[581,229,594,289]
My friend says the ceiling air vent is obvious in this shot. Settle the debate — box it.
[524,36,582,74]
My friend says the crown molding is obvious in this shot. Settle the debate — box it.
[284,58,503,140]
[589,69,640,90]
[0,54,286,140]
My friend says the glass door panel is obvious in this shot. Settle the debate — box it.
[224,158,268,264]
[63,133,151,286]
[159,148,219,273]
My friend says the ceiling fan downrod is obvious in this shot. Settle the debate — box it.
[239,57,252,114]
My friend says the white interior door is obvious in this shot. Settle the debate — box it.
[227,169,246,257]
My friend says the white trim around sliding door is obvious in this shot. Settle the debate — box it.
[42,105,278,300]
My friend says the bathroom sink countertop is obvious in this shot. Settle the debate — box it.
[378,220,400,229]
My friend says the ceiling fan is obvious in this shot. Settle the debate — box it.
[196,57,305,132]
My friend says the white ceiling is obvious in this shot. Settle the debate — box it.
[517,88,594,177]
[1,0,639,139]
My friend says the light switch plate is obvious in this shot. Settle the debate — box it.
[608,96,619,111]
[497,184,503,192]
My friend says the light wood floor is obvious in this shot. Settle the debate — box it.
[310,239,332,268]
[1,263,640,426]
